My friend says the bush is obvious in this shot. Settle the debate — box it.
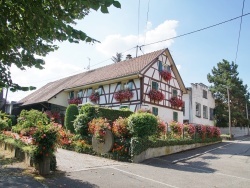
[0,111,12,131]
[156,117,166,138]
[0,118,9,131]
[112,117,130,138]
[65,104,79,133]
[88,117,111,142]
[79,103,96,118]
[169,121,183,137]
[127,112,158,138]
[73,114,90,136]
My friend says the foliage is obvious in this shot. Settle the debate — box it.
[156,117,166,138]
[127,113,158,138]
[136,108,152,113]
[79,103,97,117]
[58,125,74,146]
[44,110,61,123]
[72,140,92,153]
[160,70,171,82]
[73,114,90,136]
[0,111,12,131]
[169,97,184,108]
[196,124,206,139]
[32,123,59,161]
[0,0,121,91]
[148,89,165,101]
[68,98,82,105]
[65,104,79,133]
[112,117,130,138]
[114,89,133,101]
[169,121,183,137]
[89,92,100,103]
[206,126,215,138]
[88,118,111,142]
[112,52,123,63]
[207,59,249,127]
[213,127,221,138]
[184,124,195,138]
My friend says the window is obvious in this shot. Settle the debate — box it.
[158,61,163,71]
[69,91,74,99]
[87,88,92,97]
[152,81,159,90]
[77,90,83,98]
[209,108,214,120]
[203,105,208,119]
[117,82,122,90]
[203,90,207,99]
[196,102,201,117]
[172,89,177,97]
[152,107,158,116]
[182,101,185,116]
[98,86,103,95]
[124,81,133,90]
[166,65,171,72]
[173,111,178,121]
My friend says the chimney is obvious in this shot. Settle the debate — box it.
[126,54,132,60]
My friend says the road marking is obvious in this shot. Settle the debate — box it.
[110,166,180,188]
[172,137,250,164]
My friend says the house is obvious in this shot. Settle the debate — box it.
[18,48,187,123]
[183,83,215,126]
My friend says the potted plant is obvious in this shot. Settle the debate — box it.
[68,98,82,105]
[148,89,165,102]
[88,118,111,143]
[160,70,171,82]
[89,92,100,103]
[114,89,133,102]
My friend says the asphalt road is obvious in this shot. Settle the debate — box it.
[45,136,250,188]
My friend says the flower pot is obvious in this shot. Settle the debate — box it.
[38,156,51,175]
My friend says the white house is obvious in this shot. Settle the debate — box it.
[183,83,215,126]
[18,48,187,123]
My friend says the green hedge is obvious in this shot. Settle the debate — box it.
[79,104,133,123]
[130,137,222,156]
[65,104,79,133]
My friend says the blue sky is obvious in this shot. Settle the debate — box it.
[8,0,250,101]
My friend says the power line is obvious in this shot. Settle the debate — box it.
[140,12,250,48]
[235,0,245,64]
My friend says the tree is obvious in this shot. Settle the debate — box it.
[207,59,249,127]
[112,52,123,63]
[0,0,121,92]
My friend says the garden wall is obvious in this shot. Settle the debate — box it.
[220,127,249,137]
[132,141,221,163]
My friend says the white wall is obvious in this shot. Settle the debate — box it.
[220,127,249,137]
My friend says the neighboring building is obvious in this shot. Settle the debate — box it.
[183,83,215,126]
[17,48,187,123]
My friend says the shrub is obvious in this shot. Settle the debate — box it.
[196,124,206,139]
[65,104,79,133]
[127,112,158,138]
[79,103,96,117]
[88,118,111,142]
[156,117,166,137]
[112,117,130,138]
[206,126,215,138]
[0,118,9,131]
[184,124,195,138]
[0,111,12,131]
[73,114,90,136]
[169,121,183,137]
[214,127,221,138]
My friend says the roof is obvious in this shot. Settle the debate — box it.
[19,49,166,105]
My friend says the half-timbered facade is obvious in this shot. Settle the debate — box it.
[18,48,187,123]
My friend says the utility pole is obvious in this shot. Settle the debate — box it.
[226,86,232,137]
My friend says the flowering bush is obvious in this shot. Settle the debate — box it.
[44,110,61,123]
[169,121,183,136]
[160,70,171,82]
[112,117,130,138]
[32,123,59,160]
[88,118,111,142]
[148,89,165,102]
[58,126,74,146]
[114,89,133,102]
[169,97,184,108]
[206,126,215,138]
[68,98,82,105]
[184,124,195,138]
[213,127,221,138]
[156,118,166,137]
[196,124,206,139]
[89,92,100,103]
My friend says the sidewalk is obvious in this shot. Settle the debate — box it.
[0,149,45,188]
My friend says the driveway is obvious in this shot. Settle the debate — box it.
[45,136,250,188]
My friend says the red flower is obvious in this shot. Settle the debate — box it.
[68,98,82,105]
[148,89,165,101]
[169,97,184,108]
[160,70,172,82]
[114,89,133,102]
[89,92,100,102]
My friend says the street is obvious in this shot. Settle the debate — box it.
[45,136,250,188]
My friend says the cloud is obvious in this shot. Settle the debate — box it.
[96,20,178,57]
[176,64,181,70]
[8,57,82,102]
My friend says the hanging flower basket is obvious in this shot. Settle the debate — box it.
[169,97,184,108]
[68,98,82,105]
[89,92,100,103]
[148,89,165,102]
[160,70,171,82]
[114,89,133,102]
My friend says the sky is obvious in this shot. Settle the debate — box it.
[7,0,250,102]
